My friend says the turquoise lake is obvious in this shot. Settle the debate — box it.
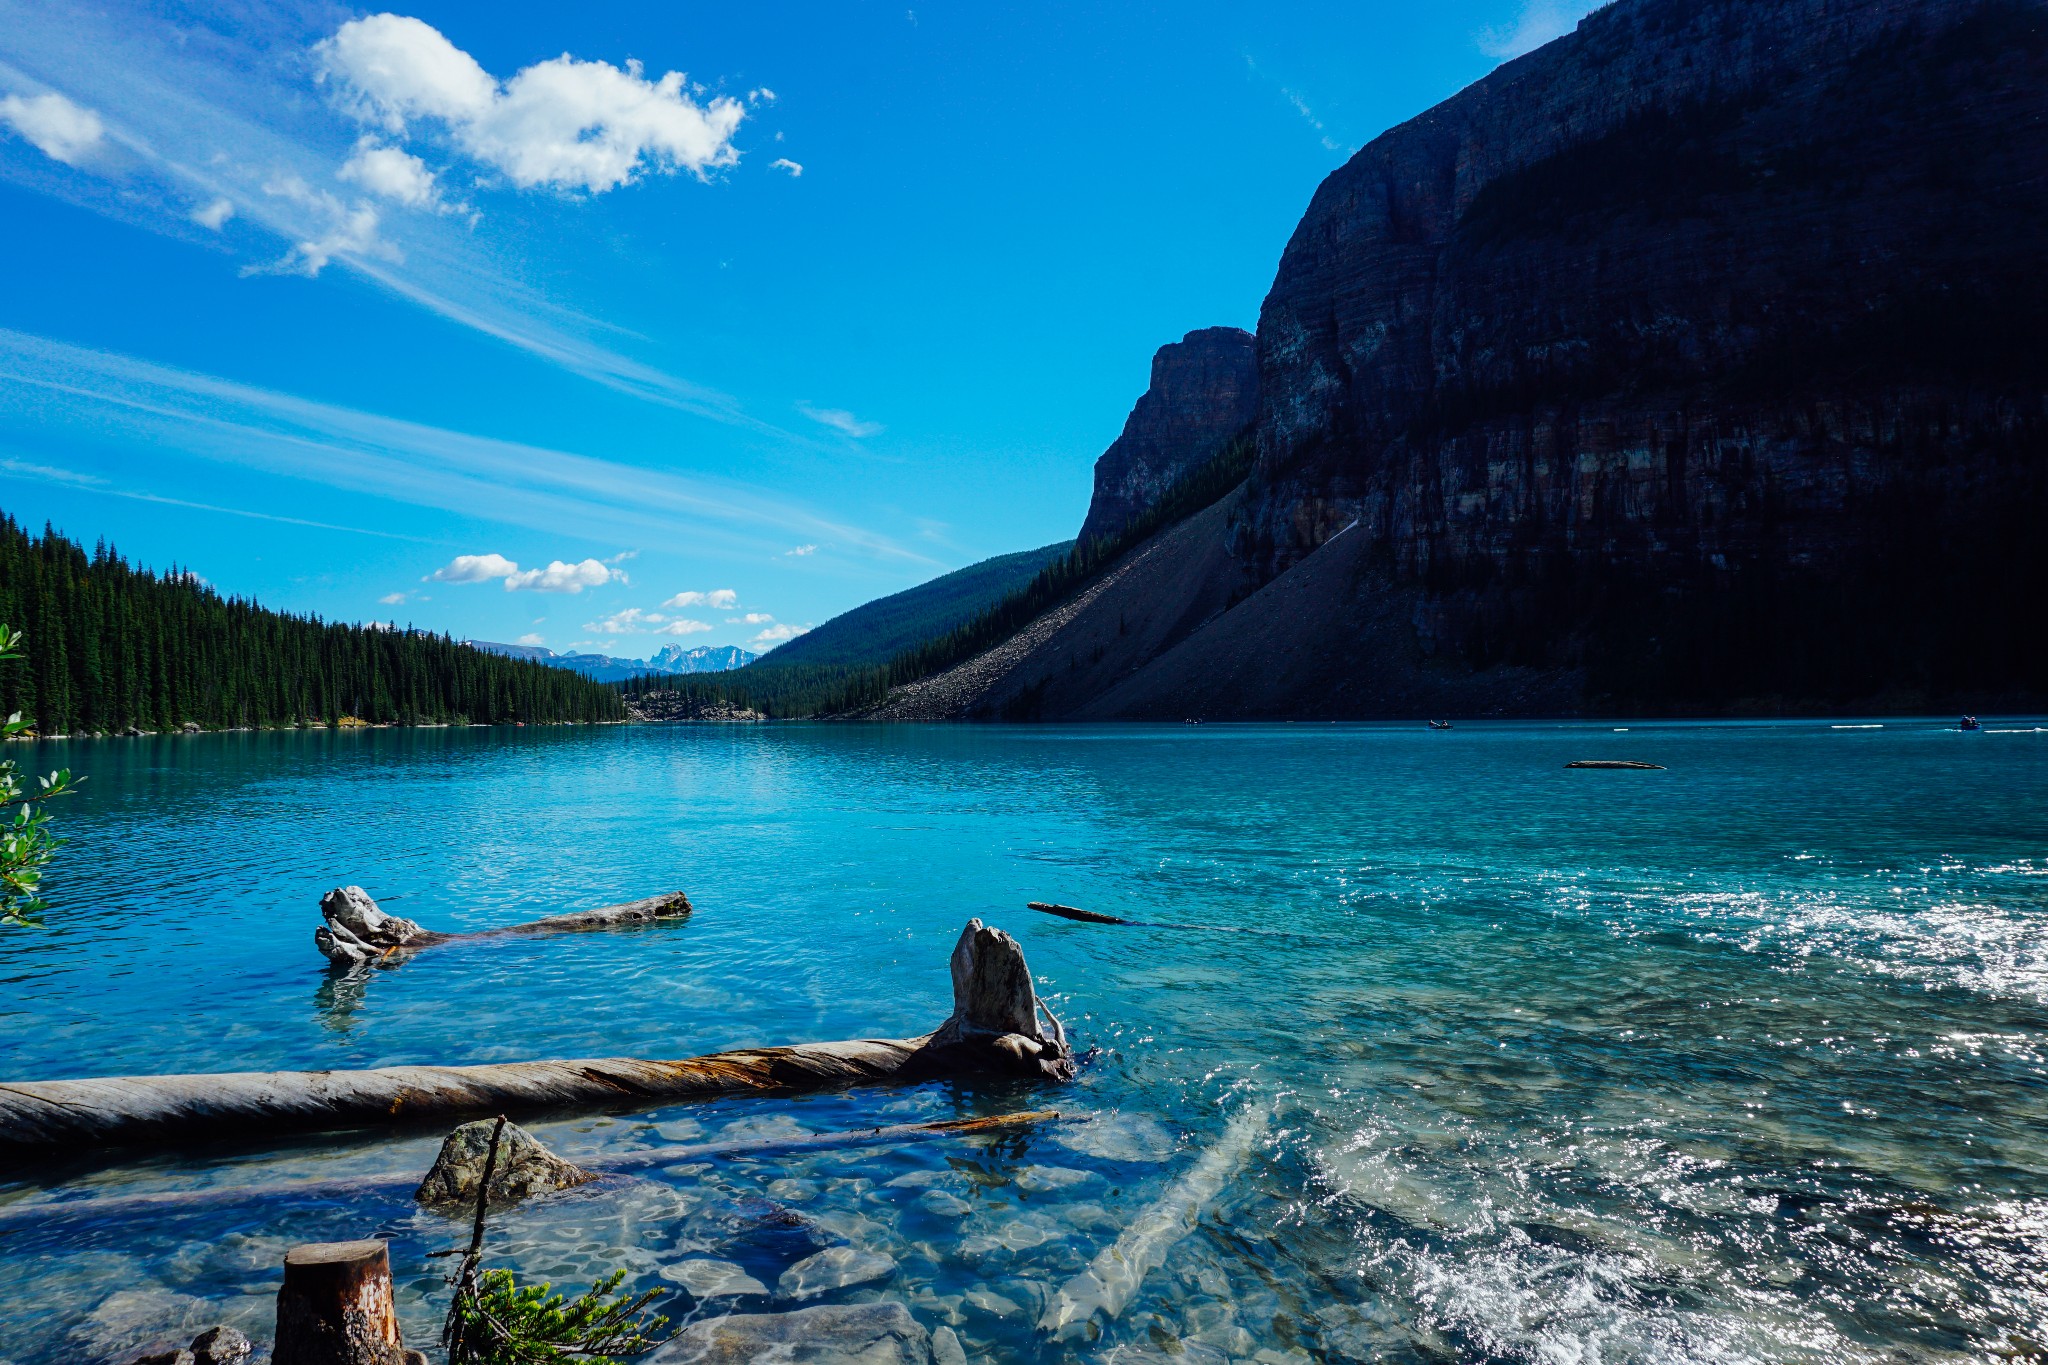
[2,721,2045,1363]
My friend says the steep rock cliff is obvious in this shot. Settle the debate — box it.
[904,0,2046,718]
[1076,327,1259,547]
[1240,0,2048,708]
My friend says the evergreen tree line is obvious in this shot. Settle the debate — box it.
[0,513,624,734]
[619,432,1258,718]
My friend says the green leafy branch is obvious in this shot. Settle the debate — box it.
[0,624,81,928]
[441,1117,669,1365]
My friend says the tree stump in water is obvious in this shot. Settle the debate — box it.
[917,919,1073,1080]
[274,1240,411,1365]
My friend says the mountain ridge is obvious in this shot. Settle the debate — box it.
[867,0,2048,719]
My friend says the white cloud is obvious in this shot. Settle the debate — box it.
[191,197,236,230]
[314,14,495,131]
[429,552,519,583]
[749,87,777,103]
[250,175,393,276]
[1478,0,1603,59]
[797,402,882,439]
[662,618,712,636]
[0,91,105,165]
[340,140,442,208]
[584,606,663,633]
[771,157,801,177]
[785,543,818,556]
[662,588,738,610]
[316,13,746,194]
[515,632,546,646]
[751,623,810,644]
[378,591,407,604]
[730,612,773,624]
[506,557,616,592]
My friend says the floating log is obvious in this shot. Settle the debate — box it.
[315,886,692,966]
[1027,901,1138,926]
[0,1108,1072,1227]
[274,1239,420,1365]
[1563,760,1666,770]
[1042,1104,1269,1337]
[0,919,1071,1156]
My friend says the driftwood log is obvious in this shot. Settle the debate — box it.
[315,886,693,966]
[274,1240,421,1365]
[1563,760,1666,770]
[1028,901,1137,926]
[0,919,1071,1155]
[0,1109,1071,1227]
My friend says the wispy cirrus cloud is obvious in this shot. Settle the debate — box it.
[797,402,883,439]
[0,5,784,434]
[0,327,937,564]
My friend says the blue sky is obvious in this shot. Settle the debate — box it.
[0,0,1593,658]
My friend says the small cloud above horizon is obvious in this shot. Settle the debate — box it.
[662,588,738,610]
[428,552,623,593]
[785,543,818,557]
[751,622,809,644]
[378,591,407,605]
[515,632,545,646]
[771,157,802,177]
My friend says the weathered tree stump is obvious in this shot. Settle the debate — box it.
[274,1240,413,1365]
[315,886,693,967]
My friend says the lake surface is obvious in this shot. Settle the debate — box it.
[2,721,2045,1364]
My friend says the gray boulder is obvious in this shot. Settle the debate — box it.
[414,1119,595,1211]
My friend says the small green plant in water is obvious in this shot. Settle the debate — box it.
[442,1117,668,1365]
[447,1269,668,1365]
[0,624,81,928]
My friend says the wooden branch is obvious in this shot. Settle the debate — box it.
[274,1239,410,1365]
[0,1109,1071,1227]
[1028,901,1138,926]
[0,919,1071,1157]
[315,886,692,967]
[1564,760,1666,769]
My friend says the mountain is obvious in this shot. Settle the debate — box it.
[0,516,625,733]
[465,640,756,682]
[754,541,1073,671]
[872,0,2048,719]
[1076,327,1257,547]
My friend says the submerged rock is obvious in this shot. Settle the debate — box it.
[414,1119,595,1211]
[658,1258,770,1300]
[777,1246,899,1302]
[190,1326,251,1365]
[652,1302,933,1365]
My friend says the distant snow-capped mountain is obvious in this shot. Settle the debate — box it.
[465,640,756,681]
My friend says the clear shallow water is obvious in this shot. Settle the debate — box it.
[2,721,2046,1364]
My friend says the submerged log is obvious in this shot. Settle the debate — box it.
[314,885,692,966]
[0,1108,1071,1226]
[274,1240,413,1365]
[0,919,1071,1155]
[1563,760,1666,770]
[1042,1104,1269,1338]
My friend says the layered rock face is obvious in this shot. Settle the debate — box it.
[1240,0,2048,707]
[1076,327,1258,547]
[889,0,2047,719]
